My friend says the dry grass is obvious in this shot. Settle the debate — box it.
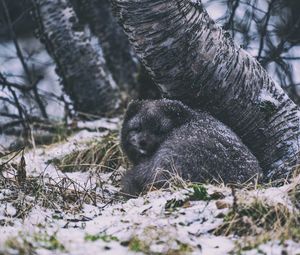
[51,131,129,173]
[2,128,300,254]
[0,165,118,220]
[0,130,129,221]
[288,175,300,210]
[214,189,300,252]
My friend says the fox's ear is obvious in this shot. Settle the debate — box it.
[163,100,194,124]
[124,100,143,121]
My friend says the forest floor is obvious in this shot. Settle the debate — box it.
[0,117,300,255]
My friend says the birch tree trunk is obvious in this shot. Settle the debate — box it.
[30,0,119,116]
[111,0,300,180]
[70,0,138,93]
[70,0,160,99]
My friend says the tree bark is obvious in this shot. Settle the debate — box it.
[111,0,300,180]
[70,0,138,93]
[30,0,119,116]
[69,0,160,99]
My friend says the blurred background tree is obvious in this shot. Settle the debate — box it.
[203,0,300,104]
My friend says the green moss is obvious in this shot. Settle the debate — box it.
[259,101,277,120]
[84,234,119,242]
[165,198,187,210]
[4,232,64,255]
[128,237,146,252]
[124,228,194,255]
[189,184,209,201]
[165,184,209,211]
[177,242,193,253]
[33,232,65,251]
[5,237,34,255]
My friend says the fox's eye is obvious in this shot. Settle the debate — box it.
[151,122,172,135]
[130,127,140,132]
[129,124,141,132]
[152,128,161,135]
[155,127,170,135]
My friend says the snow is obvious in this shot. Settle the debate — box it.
[202,0,226,21]
[197,236,234,255]
[77,118,120,131]
[259,88,280,107]
[1,1,300,252]
[0,123,300,254]
[244,240,300,255]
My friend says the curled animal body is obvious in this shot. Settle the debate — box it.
[121,99,262,195]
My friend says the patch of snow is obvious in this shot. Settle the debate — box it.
[77,118,120,131]
[259,88,280,106]
[198,236,234,255]
[244,240,300,255]
[0,124,300,254]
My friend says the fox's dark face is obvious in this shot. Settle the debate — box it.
[123,110,172,162]
[121,100,193,164]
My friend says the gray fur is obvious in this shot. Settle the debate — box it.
[121,99,262,195]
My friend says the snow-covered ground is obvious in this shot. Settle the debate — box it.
[0,118,300,255]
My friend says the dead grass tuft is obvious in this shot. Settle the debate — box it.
[0,165,117,219]
[288,178,300,210]
[51,131,129,172]
[214,195,300,251]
